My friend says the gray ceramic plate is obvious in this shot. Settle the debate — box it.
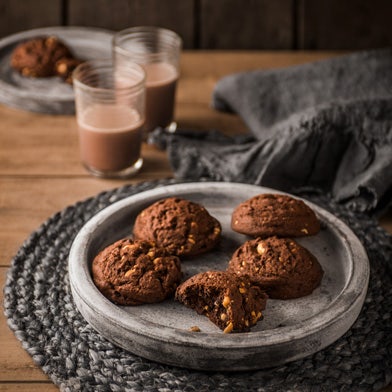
[0,26,113,114]
[68,182,369,371]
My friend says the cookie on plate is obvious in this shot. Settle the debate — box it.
[54,57,84,84]
[92,238,182,305]
[133,197,222,257]
[175,270,268,333]
[11,36,74,78]
[228,236,323,299]
[231,193,320,238]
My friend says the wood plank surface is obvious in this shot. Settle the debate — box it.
[0,51,341,177]
[1,51,391,392]
[199,0,293,49]
[67,0,195,48]
[0,385,56,392]
[0,106,171,176]
[0,0,62,38]
[1,1,392,50]
[299,0,392,49]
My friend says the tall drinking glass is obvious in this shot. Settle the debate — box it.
[113,26,182,136]
[73,59,145,178]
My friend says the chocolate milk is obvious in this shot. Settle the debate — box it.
[144,62,178,132]
[77,104,143,172]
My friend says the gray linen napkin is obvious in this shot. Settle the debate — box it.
[150,49,392,214]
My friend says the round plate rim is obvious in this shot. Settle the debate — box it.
[0,26,114,102]
[68,182,369,365]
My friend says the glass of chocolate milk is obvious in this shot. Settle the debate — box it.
[73,59,145,178]
[113,26,182,136]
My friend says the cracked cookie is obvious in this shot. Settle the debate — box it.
[231,193,320,238]
[92,238,182,305]
[228,236,323,299]
[175,271,268,333]
[132,197,222,257]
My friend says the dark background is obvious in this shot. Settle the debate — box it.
[1,0,392,50]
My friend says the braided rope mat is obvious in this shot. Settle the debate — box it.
[3,179,392,392]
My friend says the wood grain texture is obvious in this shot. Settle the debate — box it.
[1,0,392,50]
[67,0,195,48]
[0,106,171,177]
[1,51,391,392]
[199,0,293,49]
[0,385,57,392]
[0,0,62,38]
[299,0,392,49]
[0,51,340,177]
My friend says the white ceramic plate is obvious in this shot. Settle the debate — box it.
[0,26,113,114]
[68,182,369,371]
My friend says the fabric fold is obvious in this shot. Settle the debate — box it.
[212,48,392,140]
[151,49,392,215]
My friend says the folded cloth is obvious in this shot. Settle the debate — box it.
[150,49,392,214]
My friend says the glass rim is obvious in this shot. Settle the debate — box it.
[72,58,146,95]
[113,26,182,58]
[114,25,182,43]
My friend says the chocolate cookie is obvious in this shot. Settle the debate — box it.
[133,197,222,257]
[92,238,182,305]
[175,271,267,333]
[231,193,320,238]
[228,236,323,299]
[55,57,84,84]
[11,36,74,78]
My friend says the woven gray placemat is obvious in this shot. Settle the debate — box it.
[3,179,392,392]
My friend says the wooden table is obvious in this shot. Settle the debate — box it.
[1,51,391,391]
